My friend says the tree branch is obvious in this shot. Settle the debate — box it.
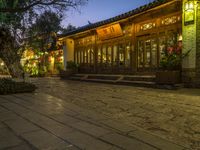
[0,0,85,13]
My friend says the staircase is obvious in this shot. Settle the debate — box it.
[69,74,157,88]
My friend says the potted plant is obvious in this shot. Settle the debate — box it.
[156,44,190,84]
[60,61,79,78]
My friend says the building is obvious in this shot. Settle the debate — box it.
[60,0,200,86]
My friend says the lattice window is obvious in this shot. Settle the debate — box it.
[122,25,132,35]
[140,22,156,31]
[161,16,181,26]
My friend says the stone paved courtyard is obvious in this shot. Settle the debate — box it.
[0,77,200,150]
[32,77,200,150]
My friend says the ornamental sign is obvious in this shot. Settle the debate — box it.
[96,24,123,40]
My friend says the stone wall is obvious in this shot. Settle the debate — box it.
[182,0,200,87]
[196,2,200,85]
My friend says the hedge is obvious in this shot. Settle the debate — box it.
[0,78,37,95]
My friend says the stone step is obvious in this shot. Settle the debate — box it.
[68,74,183,89]
[83,78,116,84]
[117,80,156,88]
[123,75,156,82]
[73,74,86,78]
[87,75,120,80]
[69,76,83,81]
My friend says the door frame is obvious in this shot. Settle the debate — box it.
[136,34,159,72]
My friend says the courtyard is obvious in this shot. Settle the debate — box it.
[0,77,199,149]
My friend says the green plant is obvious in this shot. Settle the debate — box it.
[55,62,64,71]
[0,78,37,95]
[160,45,190,70]
[66,61,78,70]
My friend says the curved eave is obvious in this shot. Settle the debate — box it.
[59,0,179,39]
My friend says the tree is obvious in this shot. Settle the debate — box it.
[0,27,23,77]
[0,0,87,78]
[27,11,63,74]
[61,24,77,34]
[0,0,87,13]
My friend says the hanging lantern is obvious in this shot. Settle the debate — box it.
[184,0,195,25]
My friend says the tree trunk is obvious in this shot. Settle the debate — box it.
[0,26,24,78]
[2,58,23,78]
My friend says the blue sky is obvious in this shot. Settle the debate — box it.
[63,0,153,27]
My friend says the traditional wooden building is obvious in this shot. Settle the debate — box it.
[60,0,200,86]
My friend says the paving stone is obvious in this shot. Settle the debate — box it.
[21,112,77,140]
[0,99,8,103]
[0,128,23,149]
[0,106,9,113]
[22,112,113,149]
[0,122,6,129]
[100,119,136,133]
[0,111,19,121]
[63,109,79,117]
[22,130,73,150]
[72,121,112,137]
[59,130,114,150]
[80,110,110,121]
[128,130,186,150]
[0,96,9,103]
[4,118,40,135]
[1,102,31,114]
[50,114,80,124]
[7,144,33,150]
[100,133,157,150]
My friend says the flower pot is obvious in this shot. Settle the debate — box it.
[156,70,181,84]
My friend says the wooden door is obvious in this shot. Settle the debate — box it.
[137,35,158,71]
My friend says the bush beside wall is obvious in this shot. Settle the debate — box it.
[0,78,37,95]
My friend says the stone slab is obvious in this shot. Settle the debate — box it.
[129,130,186,150]
[1,102,31,114]
[59,130,114,150]
[4,118,40,135]
[99,119,136,133]
[7,144,33,150]
[0,111,19,122]
[0,106,9,113]
[72,121,111,137]
[0,128,23,149]
[100,132,157,150]
[22,130,74,150]
[0,122,6,129]
[50,114,81,125]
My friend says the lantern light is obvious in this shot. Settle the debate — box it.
[185,1,194,11]
[184,0,195,26]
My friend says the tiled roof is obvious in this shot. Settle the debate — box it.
[61,0,172,37]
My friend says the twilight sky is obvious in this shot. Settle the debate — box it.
[63,0,154,27]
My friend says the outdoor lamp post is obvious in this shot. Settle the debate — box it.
[184,0,195,25]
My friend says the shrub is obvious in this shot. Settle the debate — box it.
[160,45,190,70]
[0,78,37,95]
[66,61,79,70]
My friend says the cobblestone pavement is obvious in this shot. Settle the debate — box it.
[30,77,200,150]
[0,90,186,150]
[0,78,199,150]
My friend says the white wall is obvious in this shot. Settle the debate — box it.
[63,38,74,70]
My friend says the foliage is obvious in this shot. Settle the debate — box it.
[0,27,24,77]
[160,44,190,70]
[66,61,79,70]
[0,78,37,95]
[28,11,63,54]
[61,24,76,34]
[55,62,64,72]
[0,0,88,13]
[0,0,87,78]
[23,59,48,77]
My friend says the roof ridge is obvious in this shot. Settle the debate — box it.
[60,0,172,37]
